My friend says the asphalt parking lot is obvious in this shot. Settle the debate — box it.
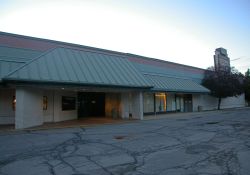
[0,108,250,175]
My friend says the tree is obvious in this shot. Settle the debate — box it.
[244,69,250,105]
[202,66,244,110]
[246,69,250,77]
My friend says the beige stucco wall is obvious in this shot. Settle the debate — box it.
[105,93,121,118]
[42,90,77,123]
[1,87,145,128]
[121,91,143,120]
[53,90,77,122]
[14,88,78,129]
[121,92,131,119]
[2,86,246,129]
[43,90,54,122]
[131,91,143,120]
[15,87,43,129]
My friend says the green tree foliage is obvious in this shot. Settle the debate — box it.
[202,67,244,110]
[245,69,250,76]
[244,69,250,104]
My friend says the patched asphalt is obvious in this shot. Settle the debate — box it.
[0,108,250,175]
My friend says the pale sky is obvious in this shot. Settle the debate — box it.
[0,0,249,72]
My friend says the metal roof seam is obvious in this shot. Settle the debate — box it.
[84,52,104,84]
[101,54,123,85]
[126,53,206,72]
[43,55,52,81]
[69,49,87,82]
[3,78,151,88]
[57,48,72,81]
[0,32,208,76]
[128,62,149,85]
[1,47,160,88]
[3,47,57,79]
[90,53,110,84]
[0,43,44,52]
[50,51,62,81]
[0,32,128,58]
[116,56,134,85]
[77,51,93,83]
[118,57,143,85]
[107,55,131,85]
[95,53,116,84]
[127,59,148,86]
[35,60,42,80]
[0,55,33,60]
[92,53,113,84]
[143,72,192,80]
[63,49,81,82]
[144,74,209,93]
[77,51,96,83]
[0,59,26,63]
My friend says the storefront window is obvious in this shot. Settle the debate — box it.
[176,94,184,112]
[62,96,76,111]
[155,93,167,112]
[176,96,181,112]
[143,93,154,113]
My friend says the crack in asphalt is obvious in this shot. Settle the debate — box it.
[0,109,250,175]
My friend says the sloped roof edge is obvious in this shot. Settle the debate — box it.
[3,47,153,88]
[144,73,210,93]
[0,31,207,72]
[3,47,57,78]
[0,31,127,57]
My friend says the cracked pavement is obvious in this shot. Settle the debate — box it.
[0,108,250,175]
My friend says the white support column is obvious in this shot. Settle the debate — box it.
[121,91,144,120]
[121,92,130,119]
[15,87,43,129]
[131,91,144,120]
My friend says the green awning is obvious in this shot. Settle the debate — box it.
[0,60,25,81]
[144,73,210,93]
[0,45,42,81]
[3,47,152,88]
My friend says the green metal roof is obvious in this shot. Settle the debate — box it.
[0,60,25,81]
[144,74,210,93]
[0,45,43,81]
[3,47,152,88]
[0,45,42,62]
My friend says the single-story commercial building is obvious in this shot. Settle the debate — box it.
[0,32,245,129]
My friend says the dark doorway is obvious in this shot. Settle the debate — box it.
[183,94,193,112]
[78,92,105,117]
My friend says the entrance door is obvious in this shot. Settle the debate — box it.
[183,94,193,112]
[78,92,105,117]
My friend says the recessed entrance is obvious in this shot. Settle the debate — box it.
[183,94,193,112]
[78,92,105,118]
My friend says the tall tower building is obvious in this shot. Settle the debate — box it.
[214,48,230,72]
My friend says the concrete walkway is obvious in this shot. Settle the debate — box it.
[1,108,246,132]
[0,117,136,132]
[145,107,249,120]
[30,117,136,130]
